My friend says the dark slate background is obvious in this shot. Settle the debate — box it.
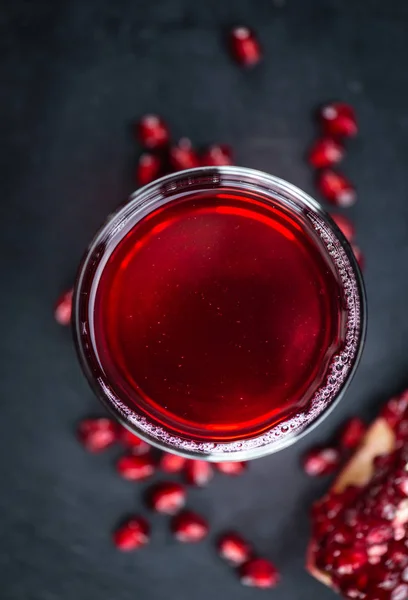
[1,1,408,598]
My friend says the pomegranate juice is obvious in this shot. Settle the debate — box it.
[92,189,347,443]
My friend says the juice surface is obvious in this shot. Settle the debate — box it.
[94,191,344,441]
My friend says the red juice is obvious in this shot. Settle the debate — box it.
[75,168,364,458]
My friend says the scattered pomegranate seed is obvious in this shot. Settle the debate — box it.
[317,170,356,207]
[137,114,170,149]
[302,447,341,476]
[169,138,200,171]
[239,558,280,588]
[113,517,150,551]
[217,532,252,565]
[116,454,155,481]
[201,144,233,167]
[308,138,344,169]
[330,213,355,243]
[352,244,364,270]
[54,289,73,326]
[171,510,209,542]
[136,153,161,186]
[77,417,118,452]
[159,452,187,473]
[118,427,151,454]
[319,102,358,138]
[215,461,247,476]
[229,27,262,67]
[339,418,367,450]
[184,460,214,486]
[149,482,186,514]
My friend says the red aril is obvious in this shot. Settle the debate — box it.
[171,510,209,542]
[330,213,355,243]
[136,153,161,186]
[319,102,358,138]
[392,585,408,600]
[201,144,233,167]
[302,447,341,476]
[118,427,150,454]
[217,532,252,565]
[215,461,247,476]
[339,418,366,450]
[149,482,186,515]
[116,454,155,481]
[239,558,280,588]
[77,417,118,452]
[308,138,344,169]
[169,138,200,171]
[159,452,186,473]
[184,460,214,486]
[381,394,408,429]
[54,289,73,326]
[113,517,150,551]
[317,170,356,207]
[333,548,368,576]
[137,114,169,149]
[229,27,262,67]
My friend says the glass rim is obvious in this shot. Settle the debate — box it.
[72,166,367,461]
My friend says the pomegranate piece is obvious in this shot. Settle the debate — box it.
[381,393,408,429]
[116,454,155,481]
[118,427,150,454]
[159,452,186,473]
[215,461,247,476]
[169,138,200,171]
[339,418,367,450]
[352,244,364,270]
[77,417,118,452]
[317,170,356,207]
[239,558,280,588]
[308,138,344,169]
[54,289,73,326]
[113,517,150,551]
[137,114,170,149]
[302,447,341,476]
[184,460,214,486]
[217,532,252,565]
[201,144,233,167]
[319,102,358,138]
[171,510,209,542]
[136,153,161,186]
[330,213,355,243]
[229,27,262,67]
[149,482,186,515]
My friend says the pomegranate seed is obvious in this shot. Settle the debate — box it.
[215,461,247,476]
[308,138,344,169]
[239,558,280,588]
[333,548,368,576]
[137,114,169,149]
[116,454,155,481]
[171,510,209,542]
[229,27,262,67]
[352,244,365,270]
[113,517,149,551]
[339,418,367,450]
[201,144,233,167]
[396,474,408,496]
[392,585,408,600]
[217,532,252,565]
[159,452,186,473]
[77,417,118,452]
[169,138,200,171]
[381,394,408,429]
[184,460,214,486]
[149,482,186,514]
[317,170,356,207]
[319,102,358,138]
[118,427,150,454]
[54,289,73,325]
[366,524,393,545]
[136,153,161,186]
[330,213,355,243]
[302,447,341,476]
